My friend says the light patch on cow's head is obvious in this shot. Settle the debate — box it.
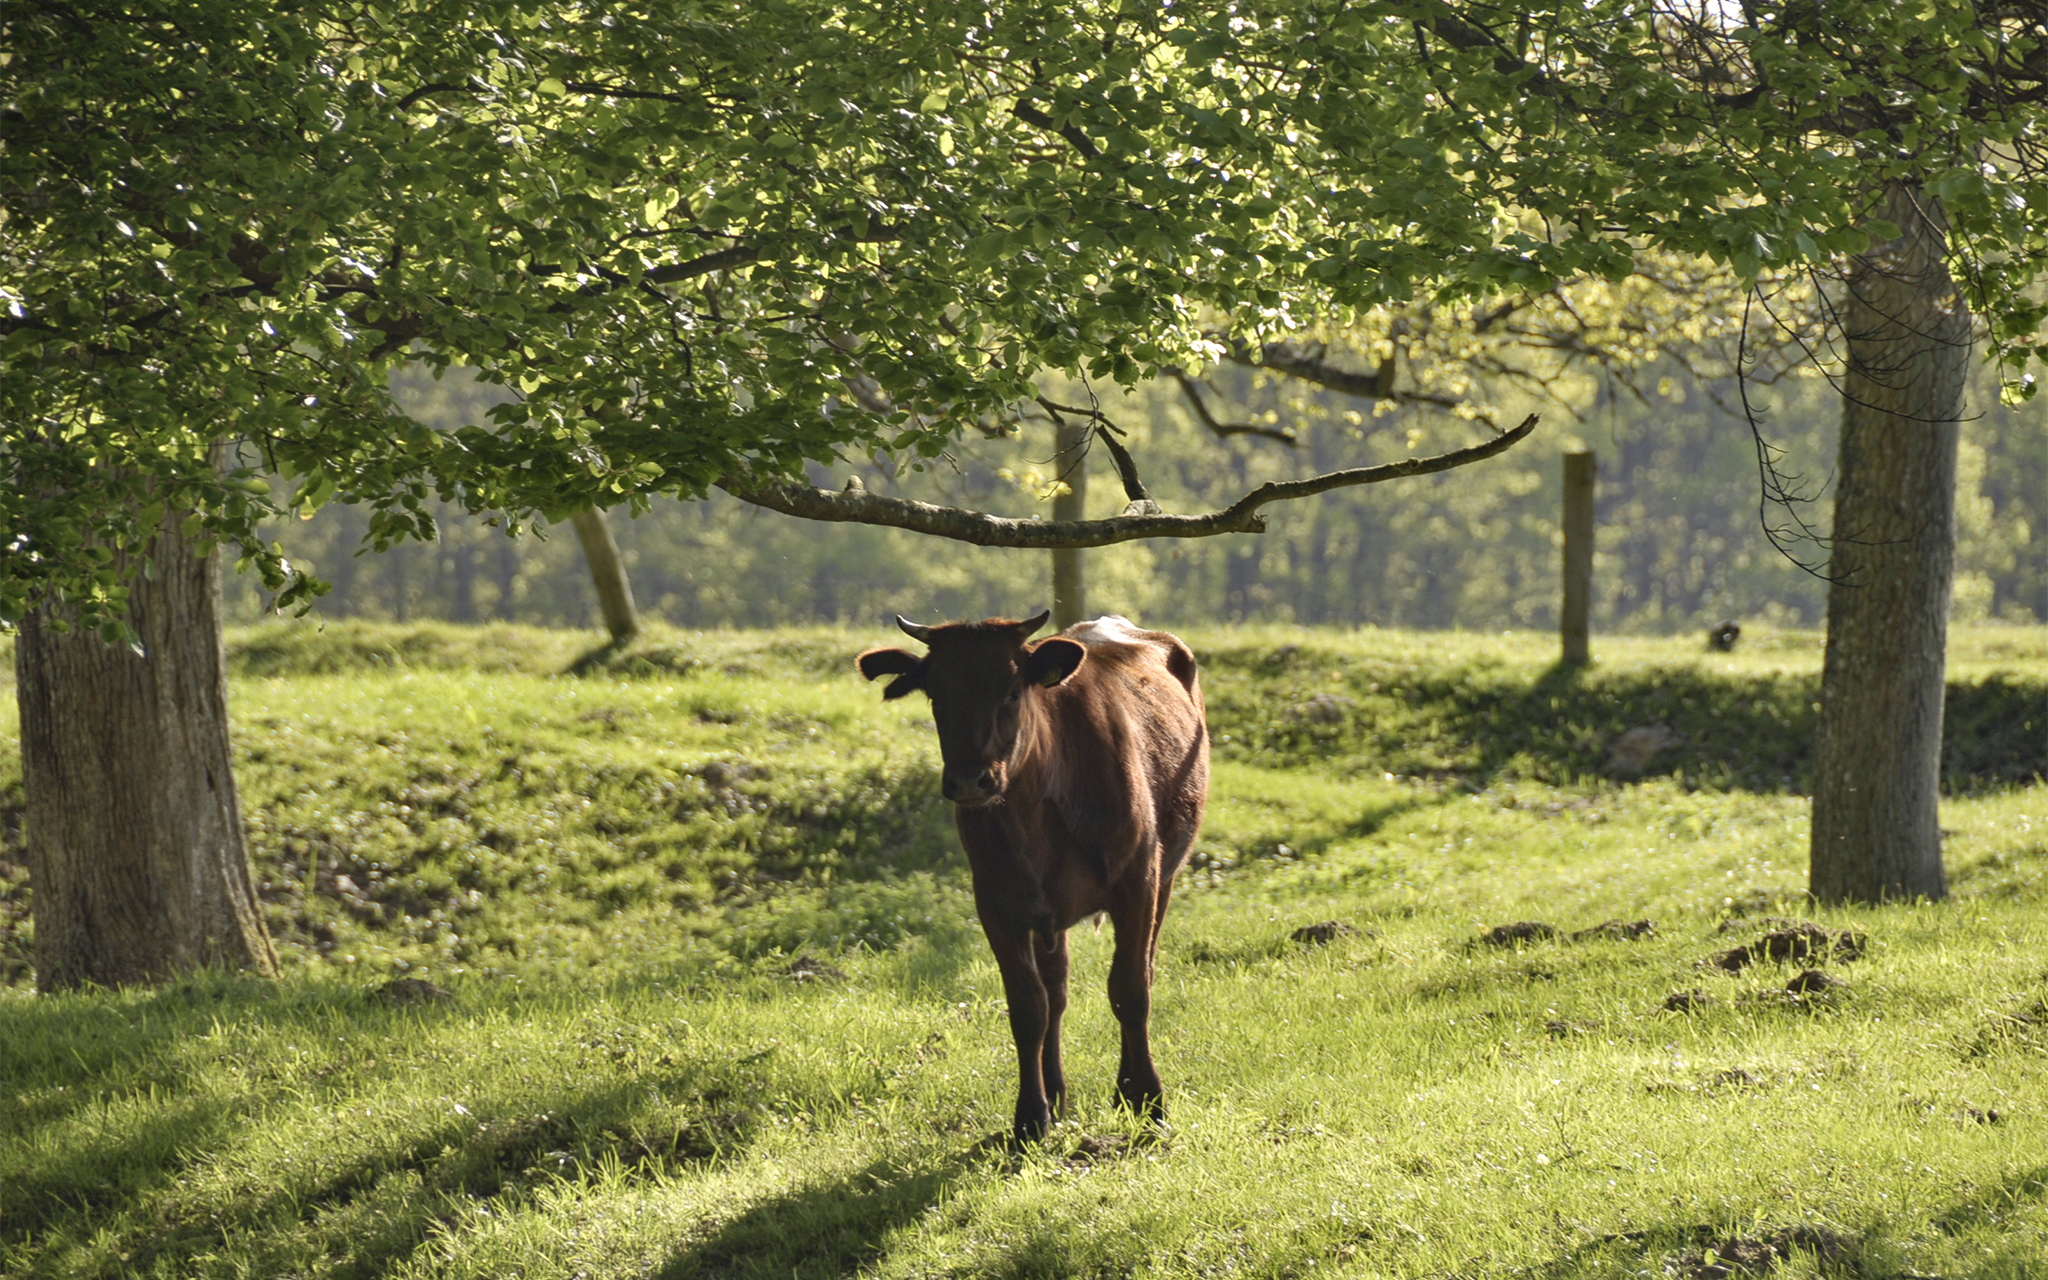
[855,614,1084,806]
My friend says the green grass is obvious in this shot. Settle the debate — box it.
[2,622,2045,1279]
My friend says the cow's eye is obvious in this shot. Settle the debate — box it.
[1002,687,1022,705]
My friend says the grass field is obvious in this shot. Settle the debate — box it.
[1,621,2044,1279]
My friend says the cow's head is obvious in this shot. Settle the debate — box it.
[857,611,1086,806]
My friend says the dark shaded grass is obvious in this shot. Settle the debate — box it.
[653,1148,985,1280]
[0,965,951,1278]
[1197,644,2045,794]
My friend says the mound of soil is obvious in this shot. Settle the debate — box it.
[1571,918,1656,942]
[1663,988,1718,1013]
[1710,923,1865,972]
[1480,921,1558,946]
[1290,921,1367,946]
[1064,1133,1133,1169]
[1682,1225,1853,1278]
[1785,968,1848,994]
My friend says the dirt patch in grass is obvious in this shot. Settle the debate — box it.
[1063,1133,1134,1169]
[1964,997,2048,1057]
[1290,921,1369,946]
[1571,918,1656,942]
[1785,968,1847,995]
[1709,923,1865,972]
[1678,1224,1855,1277]
[1664,988,1719,1013]
[1479,921,1557,946]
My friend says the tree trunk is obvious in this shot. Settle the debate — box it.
[1810,185,1970,904]
[1051,420,1089,628]
[571,506,639,642]
[449,505,478,623]
[17,510,278,991]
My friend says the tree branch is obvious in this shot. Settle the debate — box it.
[644,245,760,285]
[1033,397,1158,509]
[717,415,1539,547]
[1168,369,1298,445]
[1219,337,1398,401]
[1012,101,1100,160]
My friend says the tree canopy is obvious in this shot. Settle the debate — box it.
[6,0,2044,637]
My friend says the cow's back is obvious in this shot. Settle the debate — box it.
[1040,617,1208,883]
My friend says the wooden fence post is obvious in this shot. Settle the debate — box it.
[1561,450,1596,665]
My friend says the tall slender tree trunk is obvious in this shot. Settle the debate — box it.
[450,507,478,623]
[1810,184,1970,904]
[1051,420,1089,628]
[17,509,277,991]
[494,530,519,619]
[571,507,639,642]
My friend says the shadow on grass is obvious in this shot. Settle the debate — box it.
[1502,1163,2048,1280]
[653,1147,985,1280]
[1203,654,2046,795]
[0,972,803,1279]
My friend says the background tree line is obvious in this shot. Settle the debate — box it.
[232,361,2044,634]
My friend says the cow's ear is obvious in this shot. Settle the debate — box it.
[1022,637,1086,688]
[858,647,925,699]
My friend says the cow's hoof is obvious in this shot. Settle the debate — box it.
[1011,1108,1052,1145]
[1114,1085,1167,1124]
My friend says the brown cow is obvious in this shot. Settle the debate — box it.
[857,611,1209,1142]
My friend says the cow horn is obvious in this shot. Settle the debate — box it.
[895,615,935,643]
[1016,609,1051,636]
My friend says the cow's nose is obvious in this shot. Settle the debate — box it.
[943,769,998,803]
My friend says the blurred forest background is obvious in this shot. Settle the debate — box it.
[228,359,2044,634]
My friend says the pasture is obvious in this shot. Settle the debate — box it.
[2,622,2045,1279]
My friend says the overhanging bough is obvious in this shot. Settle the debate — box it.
[718,414,1540,548]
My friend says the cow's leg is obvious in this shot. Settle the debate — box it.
[1148,870,1177,967]
[1105,867,1165,1121]
[983,919,1054,1142]
[1035,928,1071,1120]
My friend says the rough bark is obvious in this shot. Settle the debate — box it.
[1051,419,1089,628]
[17,510,278,991]
[1810,185,1970,904]
[571,506,639,642]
